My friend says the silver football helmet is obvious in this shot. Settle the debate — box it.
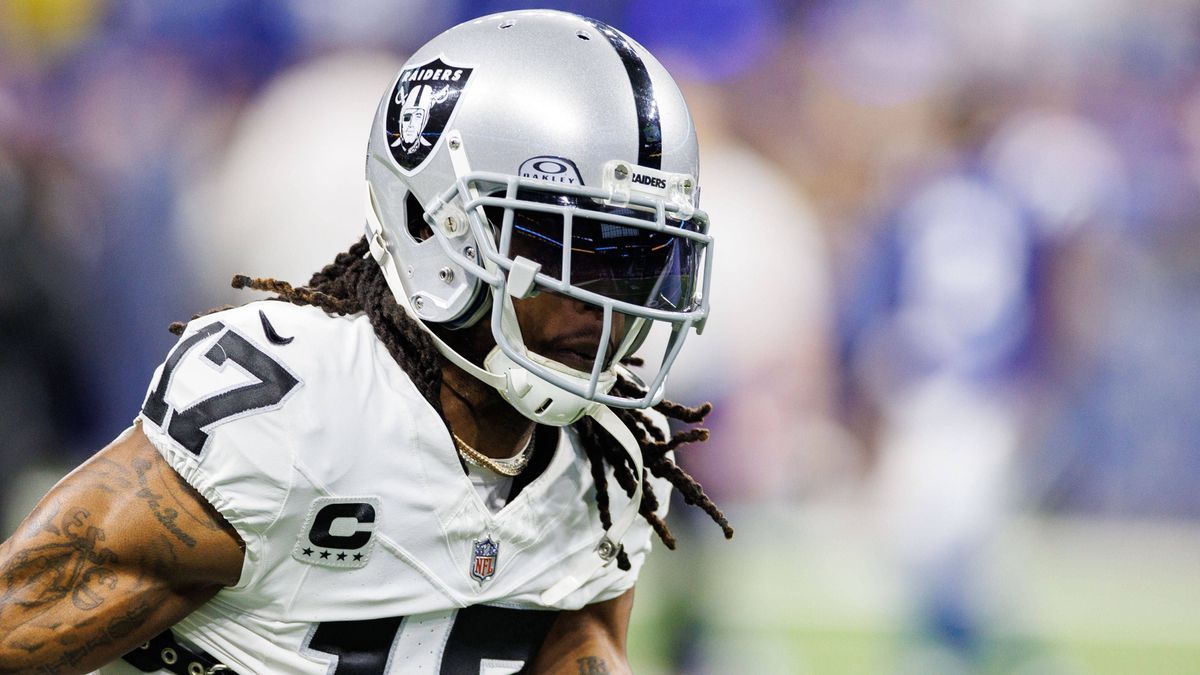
[364,9,713,427]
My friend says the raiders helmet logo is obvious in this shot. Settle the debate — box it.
[385,57,474,173]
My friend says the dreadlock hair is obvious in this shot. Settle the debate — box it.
[174,237,733,566]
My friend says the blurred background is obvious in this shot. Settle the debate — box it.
[2,0,1199,673]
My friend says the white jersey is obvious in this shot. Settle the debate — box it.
[99,301,669,674]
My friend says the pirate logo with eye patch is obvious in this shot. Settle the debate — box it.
[385,58,474,173]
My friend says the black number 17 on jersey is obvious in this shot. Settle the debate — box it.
[142,321,300,455]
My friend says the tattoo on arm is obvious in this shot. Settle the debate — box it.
[0,505,145,672]
[132,458,199,548]
[132,454,242,553]
[577,656,611,674]
[0,442,232,672]
[1,507,121,613]
[0,600,156,674]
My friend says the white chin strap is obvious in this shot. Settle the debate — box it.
[366,197,644,604]
[540,404,643,605]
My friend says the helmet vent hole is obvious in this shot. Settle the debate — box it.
[534,398,553,415]
[576,31,590,41]
[499,20,515,29]
[405,192,433,243]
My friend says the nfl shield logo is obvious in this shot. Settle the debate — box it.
[471,537,499,584]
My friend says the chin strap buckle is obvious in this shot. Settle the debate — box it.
[368,229,389,263]
[506,367,534,398]
[596,536,620,563]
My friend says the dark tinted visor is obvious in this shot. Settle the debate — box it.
[483,189,701,311]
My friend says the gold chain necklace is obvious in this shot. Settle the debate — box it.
[452,432,534,477]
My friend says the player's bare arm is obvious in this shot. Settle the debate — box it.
[0,424,243,674]
[532,588,634,675]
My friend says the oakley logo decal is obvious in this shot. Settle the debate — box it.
[518,155,584,185]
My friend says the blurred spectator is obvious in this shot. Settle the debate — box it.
[178,52,405,303]
[637,82,842,505]
[0,143,90,529]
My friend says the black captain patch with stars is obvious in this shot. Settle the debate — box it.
[293,496,381,569]
[385,57,473,173]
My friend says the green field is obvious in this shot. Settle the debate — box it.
[629,507,1200,674]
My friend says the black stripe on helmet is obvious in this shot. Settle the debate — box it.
[582,18,662,170]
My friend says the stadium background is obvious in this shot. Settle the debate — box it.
[2,0,1199,673]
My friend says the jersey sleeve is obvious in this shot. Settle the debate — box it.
[136,305,305,589]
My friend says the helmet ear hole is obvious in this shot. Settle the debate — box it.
[405,192,434,243]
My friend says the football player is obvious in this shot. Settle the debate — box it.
[0,10,731,674]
